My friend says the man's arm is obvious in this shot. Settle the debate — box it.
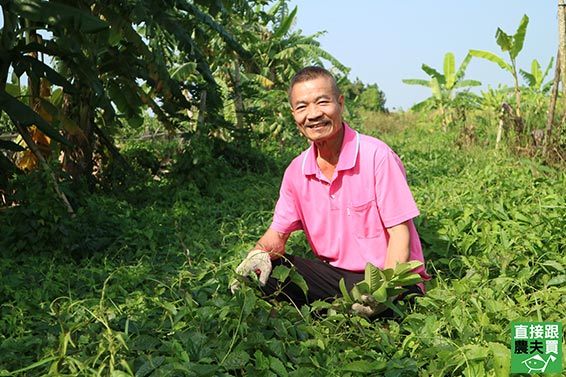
[255,228,290,259]
[384,221,411,270]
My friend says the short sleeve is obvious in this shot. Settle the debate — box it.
[374,150,420,228]
[270,167,303,233]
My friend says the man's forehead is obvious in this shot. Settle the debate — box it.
[291,78,334,97]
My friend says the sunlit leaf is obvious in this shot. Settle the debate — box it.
[469,50,511,72]
[444,52,456,89]
[510,14,529,59]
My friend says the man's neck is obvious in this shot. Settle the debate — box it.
[314,123,345,165]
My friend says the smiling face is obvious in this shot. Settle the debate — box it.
[289,75,345,144]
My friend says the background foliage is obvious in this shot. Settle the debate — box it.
[1,1,566,376]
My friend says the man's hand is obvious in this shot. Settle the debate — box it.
[351,294,386,317]
[230,249,272,293]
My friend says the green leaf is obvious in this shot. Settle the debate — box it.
[1,356,59,376]
[14,56,75,93]
[469,50,511,72]
[223,350,250,371]
[271,265,291,282]
[269,355,288,377]
[254,350,270,371]
[187,363,219,376]
[391,273,423,287]
[454,79,482,89]
[547,274,566,287]
[342,359,386,373]
[444,52,456,89]
[339,278,352,302]
[488,342,510,376]
[394,261,423,276]
[402,78,431,87]
[272,5,297,39]
[542,260,565,273]
[387,287,407,298]
[495,28,512,52]
[14,0,108,33]
[430,77,442,100]
[422,64,444,84]
[382,267,395,281]
[238,289,257,318]
[373,284,388,303]
[455,52,474,81]
[530,59,542,84]
[135,356,165,377]
[511,14,529,59]
[0,91,72,146]
[460,344,489,361]
[381,299,404,317]
[364,263,383,291]
[289,268,309,296]
[351,284,363,301]
[170,62,198,81]
[109,372,131,377]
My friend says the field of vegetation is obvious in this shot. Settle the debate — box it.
[1,1,566,376]
[1,110,565,376]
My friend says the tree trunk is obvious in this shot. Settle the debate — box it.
[511,69,524,137]
[232,56,245,129]
[14,121,75,215]
[25,22,41,102]
[197,89,207,127]
[61,85,95,188]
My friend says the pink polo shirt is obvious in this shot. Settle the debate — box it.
[270,123,429,284]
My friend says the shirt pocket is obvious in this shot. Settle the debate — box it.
[349,200,383,239]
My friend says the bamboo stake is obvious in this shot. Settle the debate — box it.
[560,0,566,94]
[544,51,560,154]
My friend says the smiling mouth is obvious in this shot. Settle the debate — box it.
[306,122,328,129]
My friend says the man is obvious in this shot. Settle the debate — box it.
[232,66,429,316]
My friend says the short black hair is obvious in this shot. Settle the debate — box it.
[288,66,341,102]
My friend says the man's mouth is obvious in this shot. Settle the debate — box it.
[306,122,328,129]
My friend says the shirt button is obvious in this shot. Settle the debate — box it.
[330,194,335,199]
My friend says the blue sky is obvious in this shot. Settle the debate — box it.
[288,1,558,110]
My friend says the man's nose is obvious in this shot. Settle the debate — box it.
[306,104,322,119]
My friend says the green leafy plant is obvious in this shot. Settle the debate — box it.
[520,57,555,93]
[333,261,423,317]
[403,52,480,131]
[470,14,530,138]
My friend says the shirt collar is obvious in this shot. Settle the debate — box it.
[301,122,359,176]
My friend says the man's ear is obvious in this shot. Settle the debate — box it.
[339,94,345,114]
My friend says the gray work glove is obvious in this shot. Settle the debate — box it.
[230,249,272,293]
[351,294,387,317]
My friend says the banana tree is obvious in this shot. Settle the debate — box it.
[520,57,555,140]
[470,14,529,137]
[250,1,349,136]
[212,0,349,141]
[0,0,108,213]
[1,0,252,193]
[403,52,481,131]
[520,57,554,93]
